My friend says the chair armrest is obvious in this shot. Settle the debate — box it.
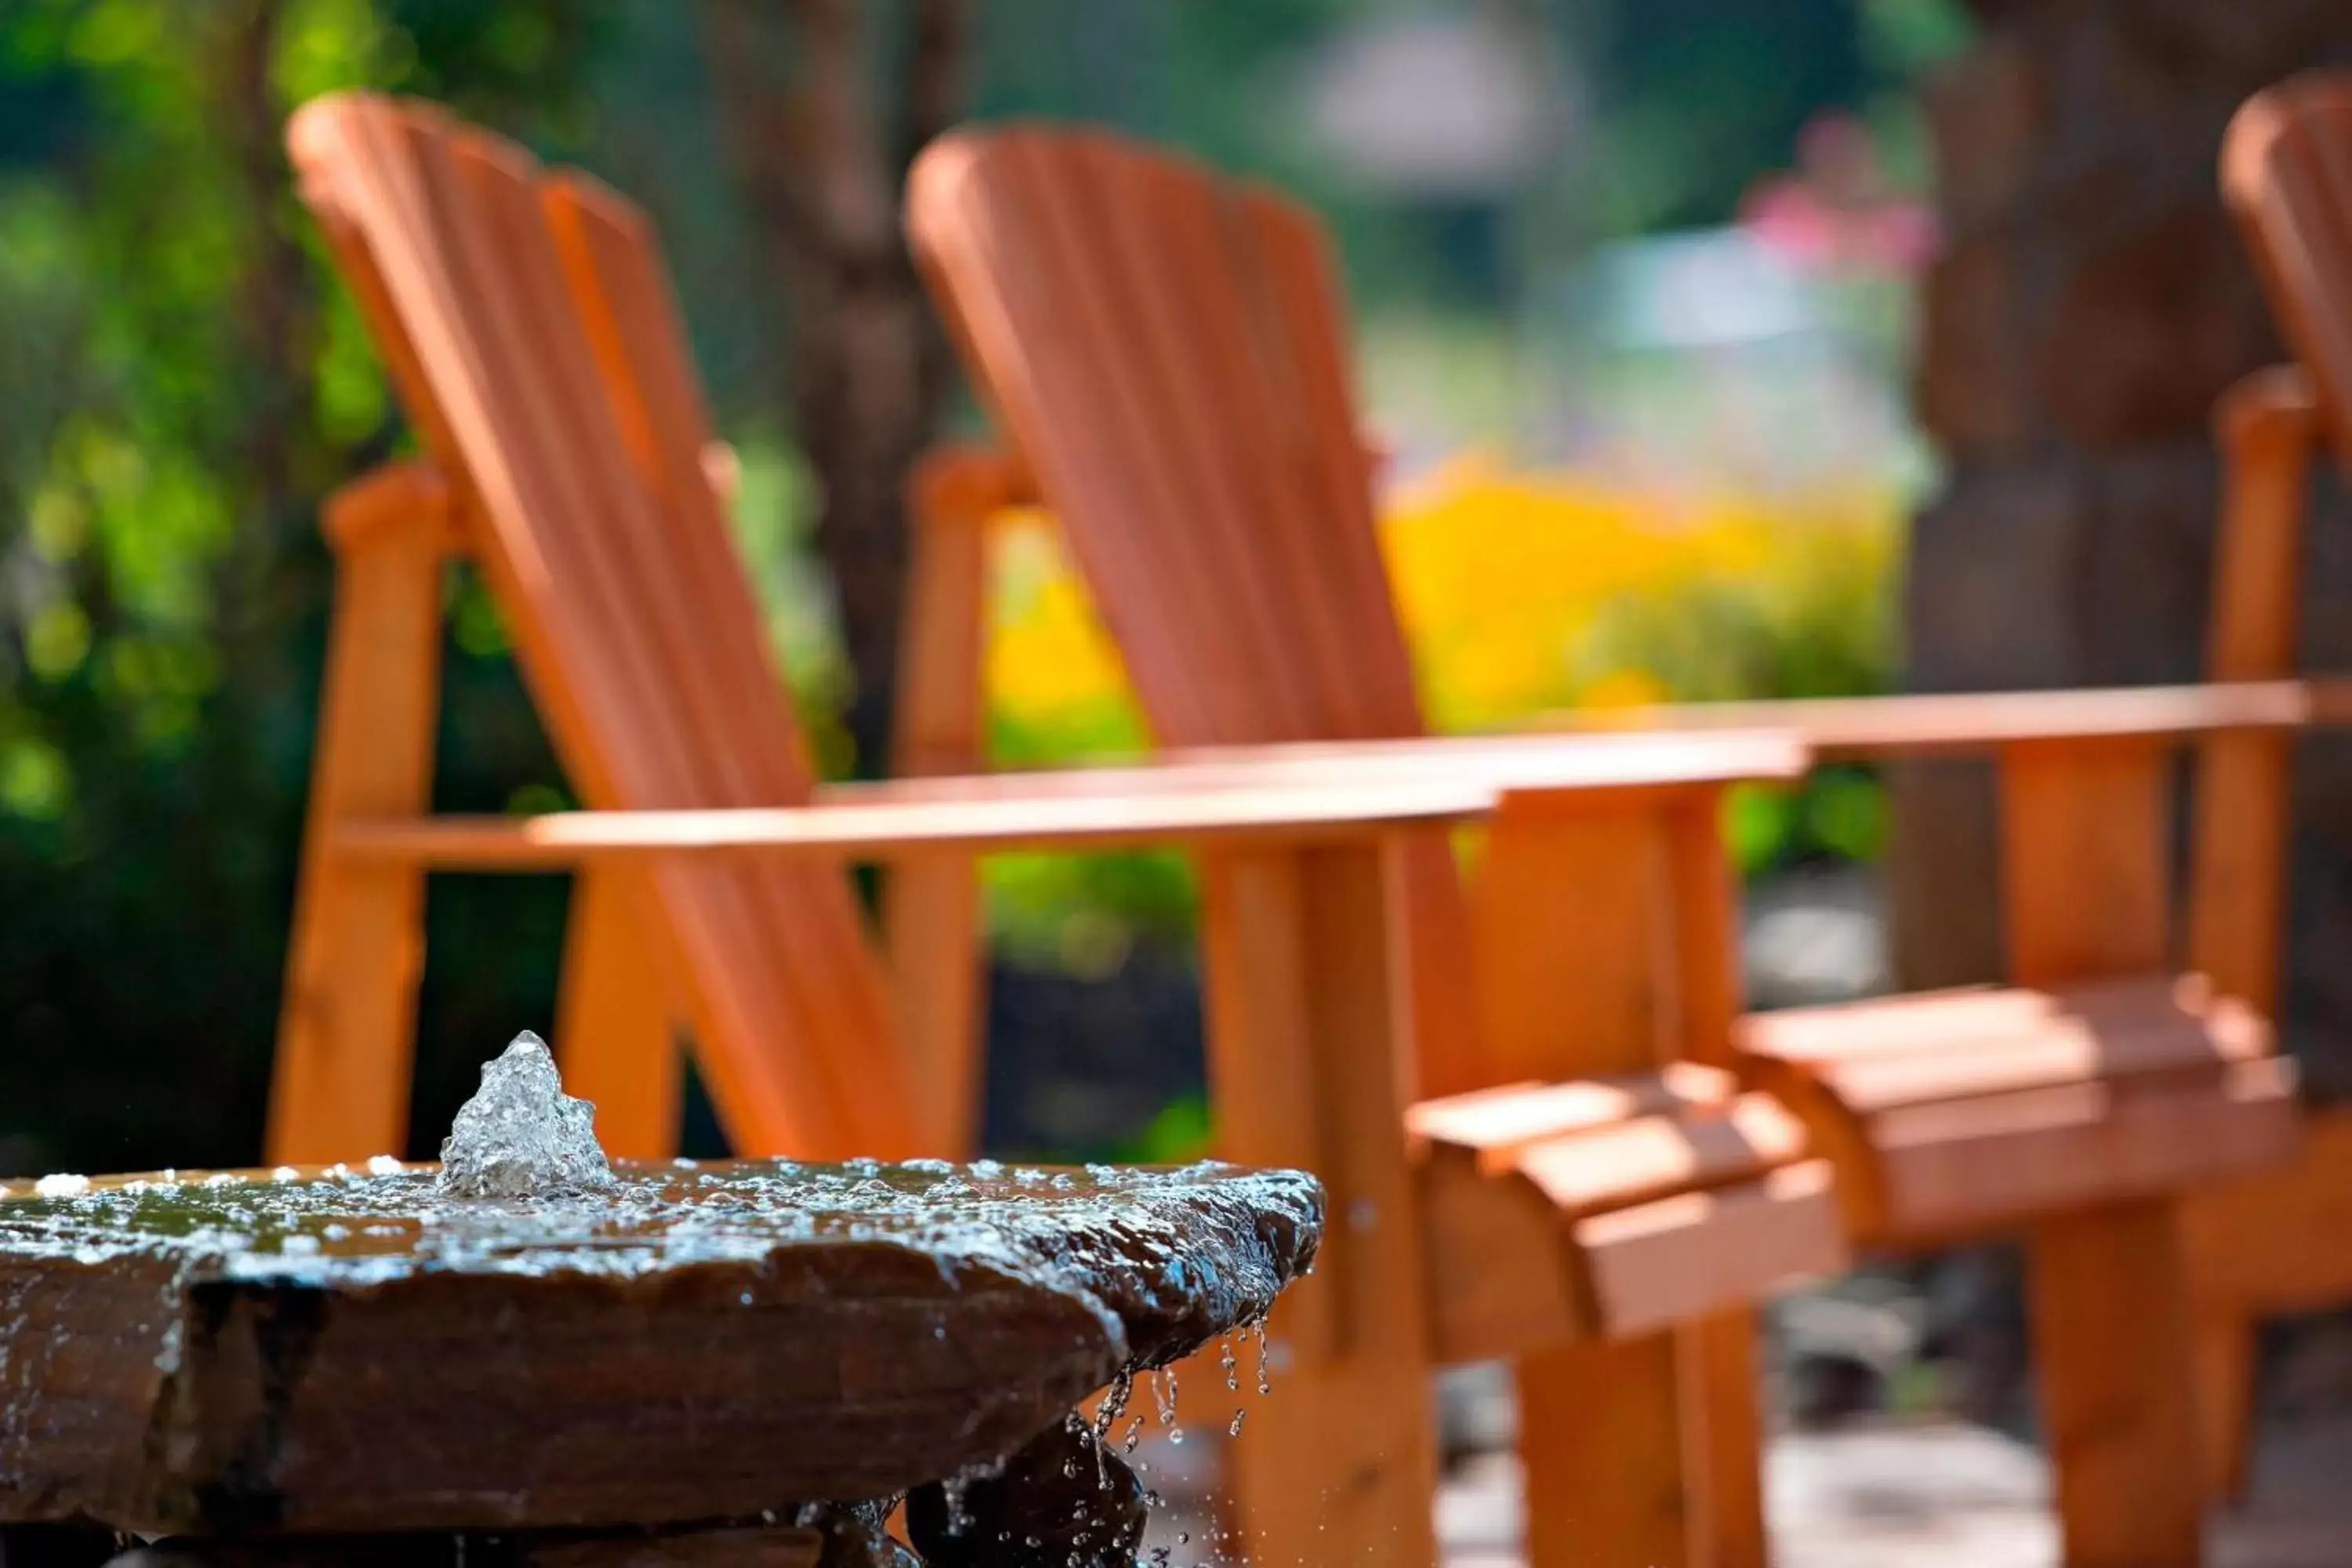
[327,729,1809,870]
[1512,681,2319,761]
[833,727,1806,805]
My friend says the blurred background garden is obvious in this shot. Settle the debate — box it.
[0,0,2020,1175]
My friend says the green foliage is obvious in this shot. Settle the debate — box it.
[1108,1092,1213,1167]
[1725,765,1889,878]
[983,848,1200,979]
[0,0,603,1174]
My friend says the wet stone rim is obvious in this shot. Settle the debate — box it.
[0,1156,1322,1536]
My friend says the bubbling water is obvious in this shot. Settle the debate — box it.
[436,1032,613,1200]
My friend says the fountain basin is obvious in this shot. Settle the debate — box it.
[0,1159,1321,1537]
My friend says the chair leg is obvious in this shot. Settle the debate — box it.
[2194,1311,2259,1507]
[1200,845,1439,1564]
[271,851,431,1166]
[267,466,452,1167]
[2027,1197,2206,1568]
[1688,1307,1771,1568]
[1520,1310,1766,1567]
[885,444,1013,1156]
[1523,1331,1693,1567]
[557,867,678,1159]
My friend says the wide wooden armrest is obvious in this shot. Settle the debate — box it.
[839,726,1806,806]
[328,729,1809,871]
[332,781,1475,869]
[1514,680,2319,761]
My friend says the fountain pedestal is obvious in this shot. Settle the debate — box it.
[0,1159,1321,1564]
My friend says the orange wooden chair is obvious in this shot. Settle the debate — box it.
[2174,68,2352,1511]
[273,96,1842,1568]
[274,90,935,1167]
[905,128,1863,1566]
[906,125,2308,1566]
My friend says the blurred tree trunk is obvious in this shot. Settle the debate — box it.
[217,0,327,662]
[699,0,975,779]
[1896,2,2352,1081]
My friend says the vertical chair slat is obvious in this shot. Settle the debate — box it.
[1238,189,1425,735]
[530,160,906,1145]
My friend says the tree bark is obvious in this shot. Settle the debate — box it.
[699,0,974,779]
[1896,2,2352,1087]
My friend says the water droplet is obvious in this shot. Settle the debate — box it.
[1152,1366,1179,1426]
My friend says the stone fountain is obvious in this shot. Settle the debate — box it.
[0,1037,1323,1566]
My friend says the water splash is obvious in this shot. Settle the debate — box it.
[1090,1365,1136,1479]
[436,1032,612,1200]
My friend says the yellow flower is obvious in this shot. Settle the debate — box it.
[981,463,1900,750]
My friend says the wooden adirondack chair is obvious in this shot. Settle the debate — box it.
[2176,68,2352,1510]
[905,128,1858,1568]
[272,101,1839,1568]
[905,125,2308,1566]
[273,90,934,1166]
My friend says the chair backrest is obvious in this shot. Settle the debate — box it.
[909,126,1511,1097]
[2226,72,2352,464]
[289,93,916,1158]
[906,127,1424,747]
